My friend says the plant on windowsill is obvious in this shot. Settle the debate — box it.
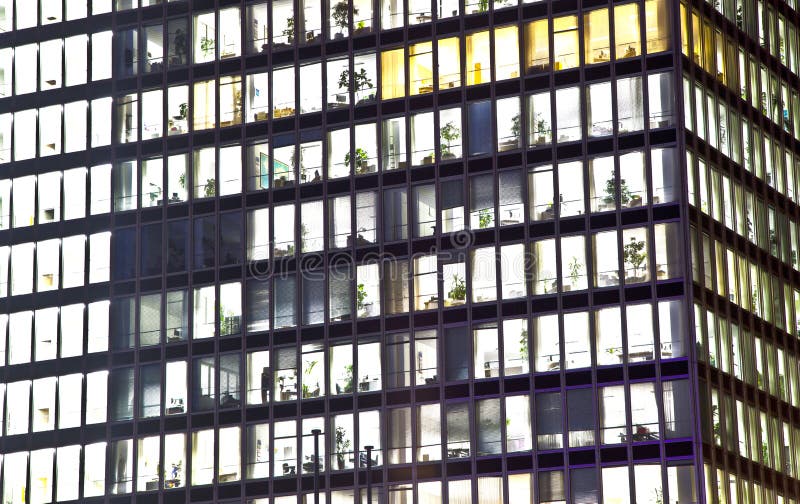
[534,113,548,144]
[302,360,319,398]
[335,426,351,469]
[203,178,216,198]
[343,364,354,393]
[355,20,367,33]
[283,18,295,44]
[519,328,528,362]
[623,236,647,281]
[332,1,358,39]
[200,36,215,58]
[178,172,186,189]
[344,148,369,173]
[447,273,466,306]
[338,68,374,103]
[177,102,188,121]
[603,170,633,207]
[477,208,493,228]
[567,256,583,290]
[510,113,521,146]
[440,121,460,160]
[356,283,368,314]
[148,183,162,205]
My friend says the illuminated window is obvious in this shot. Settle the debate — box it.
[381,48,405,99]
[494,25,519,79]
[409,42,433,95]
[465,31,490,85]
[584,9,610,64]
[614,3,641,59]
[553,16,579,70]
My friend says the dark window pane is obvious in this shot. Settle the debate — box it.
[167,219,188,273]
[193,216,216,269]
[140,223,162,277]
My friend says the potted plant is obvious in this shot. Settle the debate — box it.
[177,102,188,121]
[355,20,367,33]
[567,257,583,290]
[332,1,358,39]
[478,208,493,228]
[423,151,435,165]
[440,121,460,159]
[623,236,647,281]
[344,148,369,173]
[200,36,215,59]
[356,283,368,314]
[603,170,633,207]
[203,178,216,198]
[510,113,521,146]
[447,273,466,305]
[339,68,374,102]
[519,328,528,362]
[335,426,351,469]
[283,18,295,44]
[534,113,548,144]
[302,360,319,398]
[343,364,354,393]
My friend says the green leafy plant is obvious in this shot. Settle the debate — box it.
[338,68,373,93]
[603,170,633,206]
[478,208,493,228]
[478,0,489,11]
[178,172,186,189]
[440,121,460,158]
[519,328,528,361]
[448,274,466,301]
[302,360,319,398]
[178,102,188,120]
[356,283,368,311]
[283,17,295,42]
[568,256,583,286]
[510,114,521,141]
[343,364,354,393]
[623,236,647,279]
[344,148,368,171]
[200,36,215,57]
[332,1,358,35]
[335,426,352,469]
[203,178,216,198]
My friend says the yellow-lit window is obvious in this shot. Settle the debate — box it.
[691,11,701,64]
[381,48,406,99]
[409,41,433,95]
[614,3,640,59]
[193,79,216,130]
[702,21,713,72]
[438,37,461,89]
[553,16,578,70]
[524,19,549,74]
[465,30,491,85]
[494,25,519,80]
[645,0,670,53]
[715,31,725,83]
[220,75,242,126]
[679,3,688,56]
[584,9,610,64]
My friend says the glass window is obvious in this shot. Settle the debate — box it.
[553,16,579,70]
[465,31,490,85]
[585,9,611,63]
[614,3,641,58]
[381,48,405,99]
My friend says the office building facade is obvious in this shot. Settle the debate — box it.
[0,0,796,502]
